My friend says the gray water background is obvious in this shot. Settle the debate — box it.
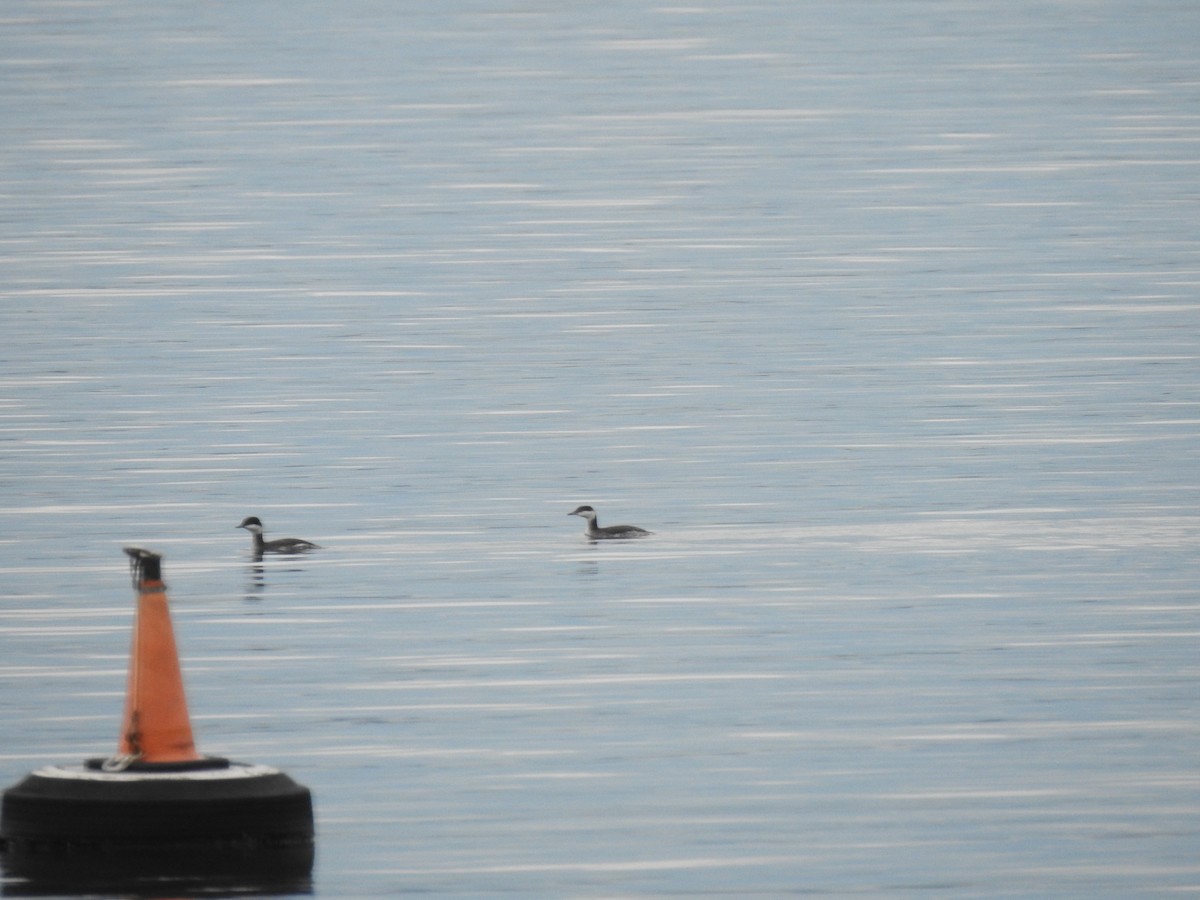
[2,1,1198,896]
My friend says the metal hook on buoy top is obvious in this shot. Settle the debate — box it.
[124,546,163,590]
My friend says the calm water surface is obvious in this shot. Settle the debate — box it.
[2,2,1198,897]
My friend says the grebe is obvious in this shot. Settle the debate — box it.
[568,505,651,540]
[237,516,320,555]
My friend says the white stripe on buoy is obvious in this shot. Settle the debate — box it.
[32,763,281,782]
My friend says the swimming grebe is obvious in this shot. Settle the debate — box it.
[237,516,320,555]
[568,505,651,540]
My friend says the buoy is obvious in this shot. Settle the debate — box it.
[115,545,202,765]
[0,548,314,892]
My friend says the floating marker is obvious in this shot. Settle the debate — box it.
[0,548,314,891]
[115,546,202,765]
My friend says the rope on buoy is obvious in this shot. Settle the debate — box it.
[99,753,140,773]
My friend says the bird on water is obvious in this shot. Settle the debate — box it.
[237,516,321,556]
[568,505,651,540]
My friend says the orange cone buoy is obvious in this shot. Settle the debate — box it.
[115,547,202,764]
[0,548,314,892]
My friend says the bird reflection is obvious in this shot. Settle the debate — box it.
[244,558,266,602]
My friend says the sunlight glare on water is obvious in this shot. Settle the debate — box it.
[2,1,1199,897]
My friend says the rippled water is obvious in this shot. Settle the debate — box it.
[2,1,1199,897]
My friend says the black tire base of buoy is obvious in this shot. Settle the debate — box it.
[0,759,314,894]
